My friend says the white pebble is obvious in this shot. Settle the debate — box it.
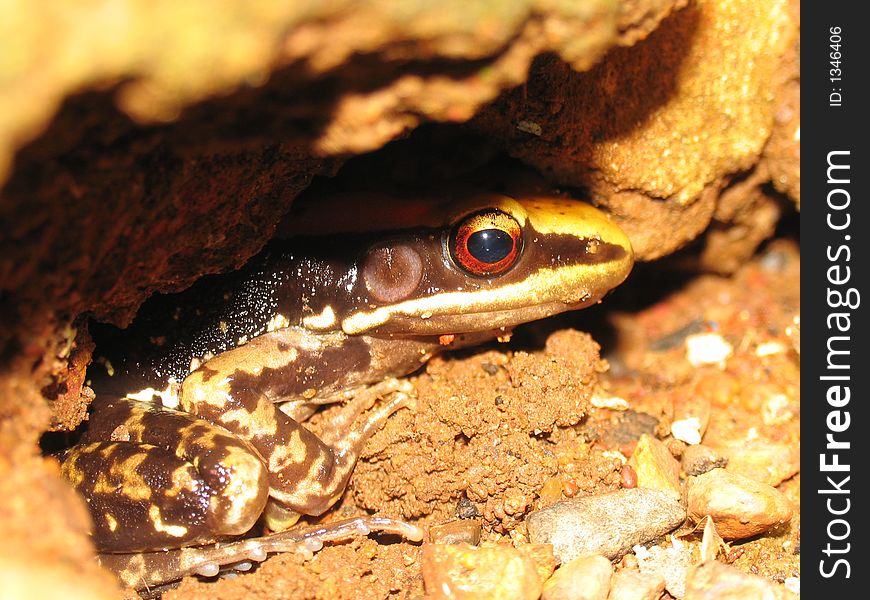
[755,341,786,357]
[671,417,702,445]
[591,394,630,410]
[685,333,733,367]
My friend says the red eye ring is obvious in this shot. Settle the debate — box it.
[449,209,522,277]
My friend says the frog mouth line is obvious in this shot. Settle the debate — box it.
[342,260,631,336]
[356,300,599,339]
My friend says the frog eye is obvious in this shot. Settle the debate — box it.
[449,209,523,277]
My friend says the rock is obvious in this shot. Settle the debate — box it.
[527,488,686,563]
[456,497,481,519]
[635,539,693,598]
[685,333,732,368]
[671,395,710,445]
[517,544,558,586]
[429,519,482,545]
[686,469,792,539]
[422,543,544,600]
[684,561,797,599]
[627,434,681,499]
[681,445,727,477]
[608,569,666,600]
[542,553,613,600]
[596,410,659,456]
[719,441,799,486]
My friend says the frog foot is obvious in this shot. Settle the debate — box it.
[319,377,416,446]
[99,516,424,591]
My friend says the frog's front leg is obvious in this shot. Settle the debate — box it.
[179,326,428,520]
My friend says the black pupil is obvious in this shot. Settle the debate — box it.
[466,229,513,264]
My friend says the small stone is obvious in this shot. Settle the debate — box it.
[456,497,481,519]
[591,394,630,410]
[685,561,798,599]
[755,341,787,357]
[429,520,482,546]
[596,410,659,455]
[517,544,558,586]
[685,333,732,367]
[719,440,799,486]
[421,543,544,600]
[670,418,702,445]
[527,488,686,563]
[681,445,728,477]
[608,569,666,600]
[620,464,638,489]
[636,538,692,598]
[628,434,681,500]
[783,576,800,594]
[542,553,613,600]
[687,469,792,540]
[481,361,500,375]
[671,395,710,445]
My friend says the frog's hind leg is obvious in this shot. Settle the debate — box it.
[98,515,425,591]
[60,397,270,553]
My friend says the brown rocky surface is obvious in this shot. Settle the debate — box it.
[0,1,799,598]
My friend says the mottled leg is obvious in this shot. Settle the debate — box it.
[261,378,414,531]
[180,330,418,517]
[60,397,269,552]
[98,516,424,590]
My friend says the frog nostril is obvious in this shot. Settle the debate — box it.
[362,243,423,303]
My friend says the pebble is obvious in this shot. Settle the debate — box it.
[627,434,681,500]
[719,440,799,486]
[455,496,481,519]
[687,468,792,539]
[670,418,703,445]
[671,395,710,445]
[429,520,482,546]
[527,488,686,563]
[684,561,797,599]
[518,544,558,586]
[783,576,800,594]
[608,569,666,600]
[421,543,544,600]
[681,445,727,477]
[596,409,660,456]
[541,553,612,600]
[685,333,732,368]
[635,538,692,598]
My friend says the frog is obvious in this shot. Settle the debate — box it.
[60,191,634,590]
